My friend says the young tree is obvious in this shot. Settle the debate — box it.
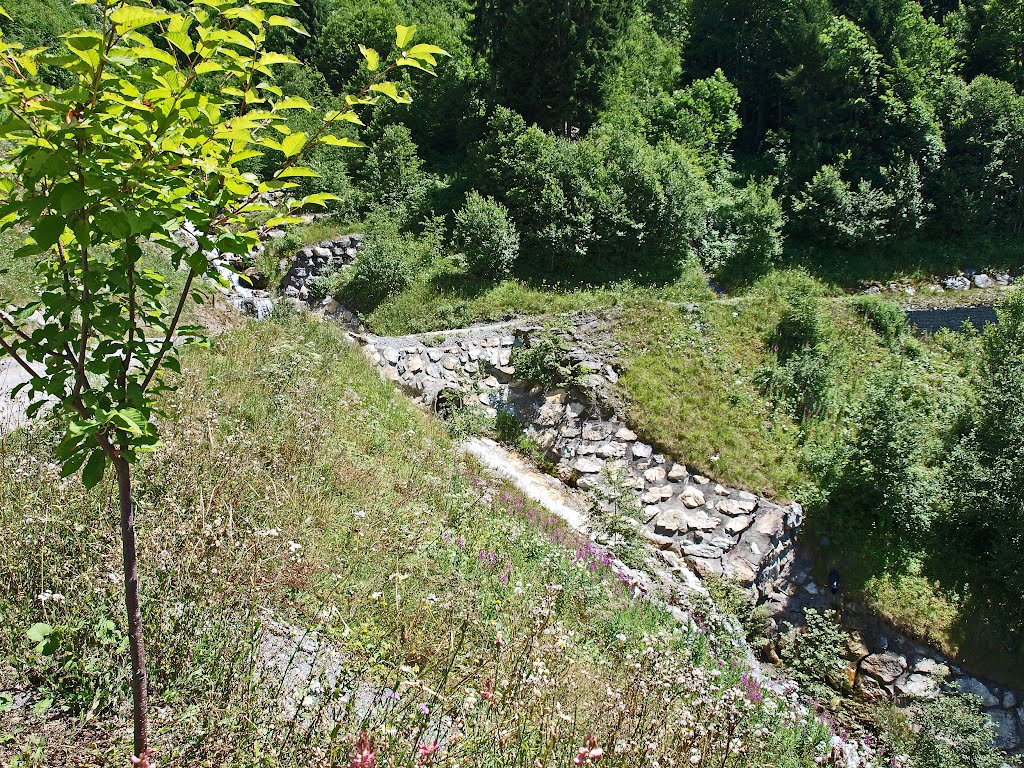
[0,1,445,761]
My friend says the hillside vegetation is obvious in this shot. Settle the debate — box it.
[1,0,1023,764]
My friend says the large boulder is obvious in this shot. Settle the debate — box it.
[957,677,999,707]
[987,709,1021,750]
[860,652,907,684]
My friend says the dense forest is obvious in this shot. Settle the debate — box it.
[9,0,1022,281]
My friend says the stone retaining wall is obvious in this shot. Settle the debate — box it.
[359,325,803,598]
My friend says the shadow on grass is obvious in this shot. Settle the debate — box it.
[782,236,1024,291]
[807,510,1024,689]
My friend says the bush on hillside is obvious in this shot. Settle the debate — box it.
[829,372,934,553]
[359,125,431,223]
[340,217,424,310]
[902,694,1004,768]
[759,283,836,421]
[779,609,850,696]
[940,291,1024,620]
[704,178,785,278]
[452,191,520,279]
[852,294,907,346]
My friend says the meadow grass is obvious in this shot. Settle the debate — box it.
[0,315,848,767]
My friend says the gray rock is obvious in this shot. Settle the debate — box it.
[1002,690,1016,709]
[912,657,950,678]
[943,275,971,291]
[958,677,1000,707]
[383,348,400,365]
[986,709,1021,750]
[582,422,608,441]
[641,486,674,505]
[644,466,667,484]
[725,515,753,535]
[973,273,994,288]
[896,673,941,700]
[664,464,686,481]
[615,427,637,441]
[596,441,626,458]
[632,442,653,459]
[683,543,724,560]
[683,510,720,532]
[860,652,907,684]
[680,486,706,509]
[574,457,604,474]
[718,498,757,515]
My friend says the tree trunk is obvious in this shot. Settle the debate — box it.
[115,456,149,759]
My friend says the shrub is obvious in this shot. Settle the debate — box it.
[509,328,579,389]
[940,291,1024,619]
[791,163,894,247]
[341,217,422,310]
[829,372,934,554]
[779,609,850,696]
[901,694,1004,768]
[705,178,785,279]
[359,124,430,222]
[452,191,520,279]
[852,294,907,346]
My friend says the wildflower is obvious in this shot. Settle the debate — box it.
[574,733,603,766]
[418,703,430,716]
[129,749,154,768]
[417,741,440,764]
[350,731,376,768]
[481,676,495,701]
[287,540,302,553]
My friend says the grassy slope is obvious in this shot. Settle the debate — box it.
[0,315,836,766]
[347,253,1022,681]
[348,255,713,336]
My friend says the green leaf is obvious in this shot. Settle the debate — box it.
[369,82,411,104]
[257,52,299,68]
[113,408,148,436]
[26,623,53,643]
[223,6,265,26]
[395,24,416,48]
[0,5,10,21]
[359,45,379,72]
[64,31,103,68]
[109,6,173,33]
[319,135,366,148]
[301,193,340,208]
[275,96,313,111]
[32,216,65,249]
[396,57,434,74]
[280,131,306,157]
[324,110,364,126]
[164,31,194,55]
[406,43,450,62]
[131,45,177,66]
[81,450,106,490]
[268,15,308,35]
[276,166,320,178]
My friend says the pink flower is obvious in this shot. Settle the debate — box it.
[129,749,154,768]
[417,741,440,765]
[574,733,604,765]
[351,732,376,768]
